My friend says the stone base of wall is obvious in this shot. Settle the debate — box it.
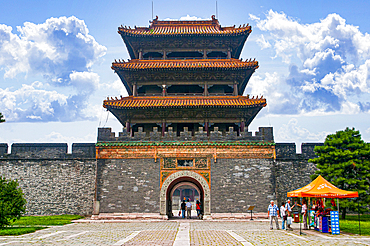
[91,213,168,220]
[88,213,268,221]
[206,213,268,220]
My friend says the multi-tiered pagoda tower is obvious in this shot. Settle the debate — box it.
[95,16,275,218]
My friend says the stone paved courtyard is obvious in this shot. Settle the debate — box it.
[0,220,369,246]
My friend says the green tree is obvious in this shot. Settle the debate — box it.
[0,176,27,227]
[309,127,370,219]
[0,113,4,123]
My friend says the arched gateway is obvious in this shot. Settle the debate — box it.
[160,171,211,216]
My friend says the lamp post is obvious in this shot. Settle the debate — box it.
[353,161,361,236]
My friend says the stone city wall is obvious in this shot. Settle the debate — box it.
[209,143,322,213]
[211,158,275,213]
[0,143,96,215]
[0,139,323,216]
[96,158,160,213]
[275,143,323,206]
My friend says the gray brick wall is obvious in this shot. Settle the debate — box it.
[0,159,96,215]
[0,143,96,215]
[275,143,321,207]
[97,159,160,213]
[0,141,325,216]
[275,159,317,206]
[211,158,275,213]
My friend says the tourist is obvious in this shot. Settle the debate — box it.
[196,200,202,219]
[267,200,279,230]
[280,202,287,230]
[186,199,192,219]
[181,199,186,218]
[285,200,293,230]
[302,199,308,230]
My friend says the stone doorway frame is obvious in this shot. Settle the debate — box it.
[160,171,210,215]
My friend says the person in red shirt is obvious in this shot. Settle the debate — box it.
[196,200,202,219]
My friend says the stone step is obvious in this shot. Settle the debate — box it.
[90,213,168,220]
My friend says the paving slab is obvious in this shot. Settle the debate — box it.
[0,220,369,245]
[173,222,190,246]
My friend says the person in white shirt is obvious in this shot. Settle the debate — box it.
[267,200,280,230]
[301,199,308,230]
[186,199,192,219]
[280,202,287,230]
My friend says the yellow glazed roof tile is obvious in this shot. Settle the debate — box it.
[103,96,266,109]
[112,58,258,70]
[118,15,251,36]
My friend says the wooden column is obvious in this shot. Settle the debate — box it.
[163,50,167,59]
[227,48,231,59]
[240,121,245,133]
[133,83,137,96]
[203,49,207,58]
[139,49,143,60]
[162,121,166,137]
[233,82,238,96]
[204,82,208,96]
[205,121,209,136]
[126,121,130,133]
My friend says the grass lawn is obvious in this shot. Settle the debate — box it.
[12,215,84,226]
[0,227,46,236]
[0,215,84,236]
[340,214,370,236]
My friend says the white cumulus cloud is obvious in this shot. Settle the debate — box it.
[163,15,207,21]
[277,118,329,142]
[0,16,106,122]
[248,10,370,115]
[0,16,106,80]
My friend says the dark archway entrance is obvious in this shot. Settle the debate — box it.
[166,177,204,219]
[160,171,211,217]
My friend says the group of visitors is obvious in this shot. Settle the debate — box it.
[267,199,308,230]
[180,198,202,219]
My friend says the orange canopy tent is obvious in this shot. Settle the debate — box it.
[287,175,358,198]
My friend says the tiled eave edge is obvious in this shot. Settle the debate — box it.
[96,141,275,147]
[118,31,251,38]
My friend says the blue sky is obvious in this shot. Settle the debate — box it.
[1,0,370,152]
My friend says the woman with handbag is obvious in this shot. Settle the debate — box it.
[285,200,293,231]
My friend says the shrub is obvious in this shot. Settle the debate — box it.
[0,176,27,227]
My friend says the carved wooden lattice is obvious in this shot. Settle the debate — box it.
[194,158,208,169]
[161,171,171,183]
[163,158,176,169]
[200,172,210,182]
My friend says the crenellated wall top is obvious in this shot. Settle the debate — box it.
[0,143,96,159]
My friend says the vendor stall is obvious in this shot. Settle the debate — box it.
[287,175,358,234]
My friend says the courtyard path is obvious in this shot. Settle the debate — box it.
[0,220,369,245]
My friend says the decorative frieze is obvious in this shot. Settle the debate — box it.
[96,144,275,160]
